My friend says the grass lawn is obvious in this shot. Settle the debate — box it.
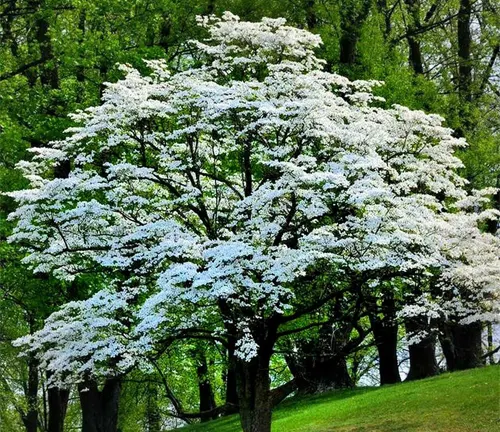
[182,365,500,432]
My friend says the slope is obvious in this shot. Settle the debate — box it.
[182,365,500,432]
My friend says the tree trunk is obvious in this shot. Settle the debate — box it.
[439,321,483,371]
[487,323,494,365]
[75,8,86,103]
[235,351,273,432]
[457,0,472,102]
[23,353,39,432]
[47,386,70,432]
[158,15,172,52]
[339,0,371,72]
[339,33,358,66]
[370,295,401,385]
[371,319,401,384]
[197,351,217,421]
[225,340,239,411]
[2,0,20,57]
[27,0,59,89]
[286,350,353,394]
[376,0,392,38]
[230,318,279,432]
[79,378,121,432]
[285,319,355,394]
[404,0,424,74]
[407,37,424,74]
[305,0,318,30]
[405,318,439,380]
[206,0,216,15]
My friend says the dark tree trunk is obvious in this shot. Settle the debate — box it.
[158,15,172,52]
[2,0,20,57]
[23,353,39,432]
[376,0,392,38]
[75,9,86,104]
[27,0,59,89]
[439,321,483,371]
[404,0,424,74]
[286,351,353,395]
[487,323,494,365]
[339,0,371,71]
[407,37,424,74]
[235,350,273,432]
[47,386,70,432]
[230,318,279,432]
[98,63,109,98]
[35,16,58,88]
[206,0,216,15]
[339,34,358,66]
[405,318,439,380]
[225,340,239,411]
[374,326,401,384]
[219,298,277,432]
[270,380,297,407]
[370,294,401,385]
[457,0,472,102]
[305,0,318,30]
[79,378,121,432]
[197,351,217,421]
[286,320,355,394]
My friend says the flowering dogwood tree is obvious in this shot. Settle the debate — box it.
[8,12,499,432]
[400,190,500,370]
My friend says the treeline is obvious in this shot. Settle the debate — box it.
[0,1,498,431]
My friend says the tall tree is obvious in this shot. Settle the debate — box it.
[10,15,495,432]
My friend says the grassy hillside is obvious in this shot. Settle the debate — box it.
[182,366,500,432]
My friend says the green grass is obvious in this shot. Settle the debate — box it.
[182,366,500,432]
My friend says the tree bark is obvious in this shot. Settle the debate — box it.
[405,318,439,380]
[196,351,217,421]
[235,350,273,432]
[79,378,121,432]
[376,0,392,38]
[439,321,483,371]
[23,353,39,432]
[457,0,472,102]
[287,349,353,394]
[407,37,424,74]
[487,323,494,365]
[2,0,20,57]
[225,339,239,411]
[304,0,318,30]
[232,320,278,432]
[27,0,59,89]
[47,385,70,432]
[339,0,371,71]
[404,0,424,74]
[370,294,401,385]
[206,0,216,15]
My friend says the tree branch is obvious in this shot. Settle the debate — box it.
[0,58,45,82]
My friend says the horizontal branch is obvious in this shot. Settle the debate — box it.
[277,320,330,338]
[0,58,45,82]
